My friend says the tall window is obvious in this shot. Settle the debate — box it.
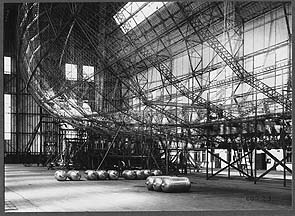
[65,63,77,80]
[286,147,292,163]
[286,152,292,163]
[83,65,94,81]
[202,150,206,162]
[4,56,11,74]
[4,94,11,140]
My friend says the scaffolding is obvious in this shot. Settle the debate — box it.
[2,1,291,186]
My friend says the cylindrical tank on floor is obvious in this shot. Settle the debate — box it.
[143,169,151,178]
[153,177,164,191]
[54,170,68,181]
[161,177,191,193]
[145,176,170,191]
[122,170,137,180]
[96,170,109,180]
[85,170,98,180]
[145,176,158,190]
[122,170,129,178]
[67,170,81,181]
[151,169,162,176]
[107,170,119,180]
[135,170,145,180]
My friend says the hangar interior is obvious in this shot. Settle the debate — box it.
[3,1,294,212]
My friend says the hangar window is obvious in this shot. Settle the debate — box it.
[114,2,168,34]
[83,65,94,81]
[286,148,292,163]
[4,56,11,74]
[202,150,206,162]
[65,63,77,80]
[286,152,292,163]
[4,94,11,140]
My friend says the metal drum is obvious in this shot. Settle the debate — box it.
[67,170,81,181]
[135,170,145,180]
[145,176,157,190]
[54,170,68,181]
[151,169,162,176]
[96,170,109,180]
[145,176,170,191]
[84,170,98,180]
[107,170,119,180]
[122,170,129,178]
[143,169,151,178]
[152,177,164,191]
[123,170,137,180]
[161,177,191,193]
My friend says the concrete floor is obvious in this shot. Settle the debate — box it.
[4,164,292,212]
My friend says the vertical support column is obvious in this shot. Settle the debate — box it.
[16,44,20,160]
[283,3,292,101]
[95,4,106,112]
[206,94,210,180]
[0,1,4,207]
[211,148,214,176]
[39,107,43,159]
[282,91,287,187]
[165,138,169,174]
[77,64,83,106]
[254,139,257,184]
[227,139,231,179]
[206,144,209,180]
[15,4,23,161]
[291,2,295,209]
[254,80,258,184]
[184,131,188,175]
[176,136,179,173]
[283,144,287,187]
[206,93,210,179]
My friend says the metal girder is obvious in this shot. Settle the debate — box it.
[96,117,126,170]
[43,3,230,102]
[24,120,42,153]
[261,148,292,174]
[177,2,291,111]
[84,82,194,143]
[72,8,208,137]
[207,149,253,179]
[75,11,206,135]
[23,4,84,92]
[255,154,290,181]
[114,5,233,121]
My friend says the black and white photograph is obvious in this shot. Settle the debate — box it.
[2,0,295,213]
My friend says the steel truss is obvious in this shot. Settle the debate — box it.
[17,2,292,178]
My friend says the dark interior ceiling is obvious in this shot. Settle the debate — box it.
[4,3,19,56]
[3,2,125,57]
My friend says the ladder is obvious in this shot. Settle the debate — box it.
[233,148,253,177]
[243,149,253,177]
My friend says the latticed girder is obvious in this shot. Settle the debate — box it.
[74,18,204,133]
[71,7,213,139]
[177,2,292,112]
[18,2,291,152]
[154,59,232,119]
[79,5,224,143]
[67,2,230,144]
[114,4,233,120]
[17,3,153,139]
[108,5,229,145]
